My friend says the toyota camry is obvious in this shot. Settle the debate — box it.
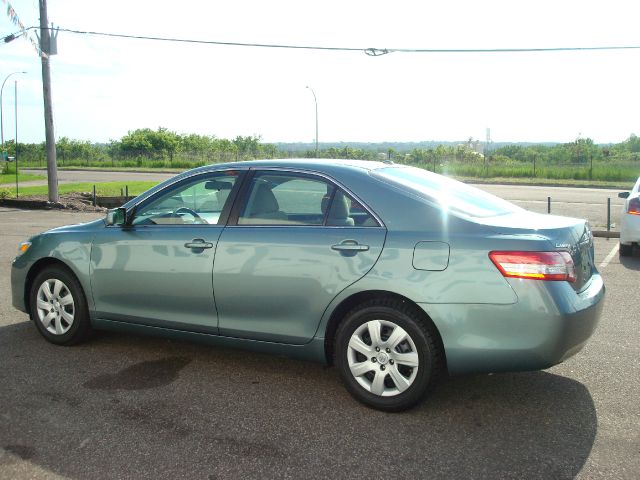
[11,160,605,411]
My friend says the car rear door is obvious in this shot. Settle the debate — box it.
[213,169,386,345]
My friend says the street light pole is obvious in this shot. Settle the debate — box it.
[306,86,318,156]
[0,71,26,162]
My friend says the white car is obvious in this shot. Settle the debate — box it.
[619,176,640,256]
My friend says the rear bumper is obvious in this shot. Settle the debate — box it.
[620,213,640,245]
[421,274,605,376]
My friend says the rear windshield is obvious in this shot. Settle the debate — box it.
[373,166,520,218]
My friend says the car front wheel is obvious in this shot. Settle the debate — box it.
[29,266,92,345]
[335,299,442,412]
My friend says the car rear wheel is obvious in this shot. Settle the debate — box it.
[619,243,633,257]
[29,266,92,345]
[335,299,442,412]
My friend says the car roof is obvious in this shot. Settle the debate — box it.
[124,158,398,210]
[187,158,393,175]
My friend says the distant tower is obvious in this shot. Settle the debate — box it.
[485,128,491,155]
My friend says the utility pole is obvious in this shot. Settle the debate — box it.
[39,0,58,202]
[15,80,19,197]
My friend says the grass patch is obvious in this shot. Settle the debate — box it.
[4,181,159,197]
[1,163,46,184]
[0,171,46,185]
[410,161,640,183]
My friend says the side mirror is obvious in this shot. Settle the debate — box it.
[106,207,127,226]
[618,192,630,199]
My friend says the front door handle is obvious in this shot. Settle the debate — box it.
[331,240,370,252]
[184,238,214,249]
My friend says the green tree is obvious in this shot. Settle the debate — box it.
[232,135,261,159]
[624,134,640,153]
[120,127,181,161]
[57,137,71,165]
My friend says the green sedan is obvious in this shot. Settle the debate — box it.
[11,160,605,411]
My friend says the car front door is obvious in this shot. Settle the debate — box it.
[90,170,243,332]
[213,169,387,345]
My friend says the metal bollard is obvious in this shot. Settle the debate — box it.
[547,196,551,214]
[92,185,96,207]
[125,185,129,201]
[607,197,611,232]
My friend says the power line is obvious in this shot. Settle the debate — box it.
[4,25,640,55]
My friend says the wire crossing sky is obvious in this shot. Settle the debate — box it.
[6,25,640,55]
[2,0,640,144]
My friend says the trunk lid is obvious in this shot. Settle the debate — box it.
[477,211,596,291]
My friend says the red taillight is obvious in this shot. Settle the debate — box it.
[489,251,577,283]
[628,197,640,215]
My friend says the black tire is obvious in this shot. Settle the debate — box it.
[334,299,443,412]
[619,243,633,257]
[29,266,92,346]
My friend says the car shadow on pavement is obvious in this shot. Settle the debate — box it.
[620,254,640,270]
[0,322,596,480]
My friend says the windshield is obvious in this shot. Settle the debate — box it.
[373,166,521,218]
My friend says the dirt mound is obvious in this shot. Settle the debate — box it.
[1,192,107,212]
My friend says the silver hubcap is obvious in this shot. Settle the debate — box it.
[36,279,75,335]
[347,320,419,397]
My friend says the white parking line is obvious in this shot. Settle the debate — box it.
[599,243,620,269]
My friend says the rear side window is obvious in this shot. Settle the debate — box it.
[327,190,379,227]
[237,171,380,227]
[238,173,333,225]
[373,166,520,218]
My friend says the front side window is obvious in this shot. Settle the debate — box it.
[132,172,239,226]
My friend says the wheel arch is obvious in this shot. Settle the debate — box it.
[323,290,447,371]
[24,257,84,315]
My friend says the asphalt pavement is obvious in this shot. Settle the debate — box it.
[0,208,638,479]
[17,169,176,186]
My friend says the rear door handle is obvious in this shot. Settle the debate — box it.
[184,238,214,249]
[331,240,370,252]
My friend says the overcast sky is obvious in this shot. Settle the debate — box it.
[2,0,640,145]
